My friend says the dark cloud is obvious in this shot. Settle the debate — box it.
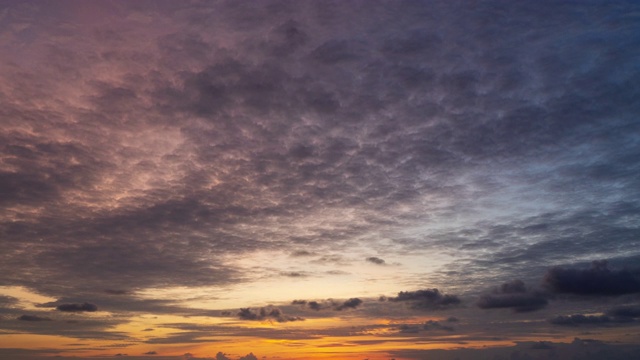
[237,307,303,323]
[606,305,640,319]
[477,280,548,312]
[335,298,363,311]
[531,341,553,350]
[389,289,460,310]
[238,353,258,360]
[290,250,315,257]
[280,271,308,278]
[423,320,454,332]
[544,261,640,296]
[294,298,362,311]
[215,352,231,360]
[366,257,386,265]
[0,295,18,306]
[104,289,128,295]
[56,303,98,312]
[145,331,221,344]
[18,314,52,321]
[308,301,323,311]
[549,314,615,326]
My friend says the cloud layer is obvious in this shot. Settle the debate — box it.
[0,0,639,359]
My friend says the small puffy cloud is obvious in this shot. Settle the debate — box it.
[215,352,231,360]
[238,353,258,360]
[335,298,363,311]
[237,307,303,323]
[543,261,640,296]
[366,257,386,265]
[389,289,461,310]
[144,351,157,355]
[56,303,98,312]
[477,280,548,312]
[295,298,362,311]
[18,314,52,321]
[308,301,323,311]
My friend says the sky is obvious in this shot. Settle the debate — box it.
[1,0,640,359]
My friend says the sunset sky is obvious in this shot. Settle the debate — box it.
[1,1,640,359]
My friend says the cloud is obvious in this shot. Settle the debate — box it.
[390,320,458,335]
[389,289,460,310]
[366,257,386,265]
[477,280,548,312]
[56,303,98,312]
[294,298,363,311]
[543,261,640,296]
[290,250,315,257]
[215,352,231,360]
[423,320,454,332]
[104,289,128,295]
[335,298,363,311]
[18,314,52,321]
[1,0,640,357]
[143,351,157,355]
[606,305,640,319]
[549,314,615,326]
[280,271,309,278]
[308,301,323,311]
[530,341,553,350]
[237,307,303,323]
[238,353,258,360]
[0,295,18,306]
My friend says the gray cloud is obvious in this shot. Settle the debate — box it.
[56,303,98,312]
[237,307,303,323]
[607,305,640,319]
[549,314,616,326]
[366,257,386,265]
[238,353,258,360]
[293,298,363,312]
[477,280,548,312]
[544,261,640,296]
[388,289,460,310]
[335,298,363,311]
[18,314,52,321]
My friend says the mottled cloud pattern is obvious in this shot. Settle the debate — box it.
[0,0,639,359]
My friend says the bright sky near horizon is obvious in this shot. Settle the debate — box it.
[1,1,640,359]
